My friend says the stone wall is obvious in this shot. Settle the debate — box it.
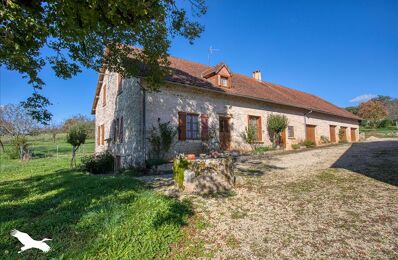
[95,76,360,167]
[94,71,145,167]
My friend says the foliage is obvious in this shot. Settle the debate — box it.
[320,135,330,144]
[173,156,190,190]
[338,128,346,142]
[303,139,315,148]
[146,158,169,168]
[377,119,393,128]
[0,140,193,259]
[345,106,359,115]
[81,151,114,174]
[147,120,177,160]
[66,123,87,167]
[267,114,289,146]
[7,135,29,159]
[1,0,206,123]
[240,124,258,150]
[202,121,220,152]
[254,146,273,154]
[63,114,95,138]
[291,143,301,150]
[0,104,39,136]
[358,100,387,128]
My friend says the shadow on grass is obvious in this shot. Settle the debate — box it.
[0,168,193,259]
[331,140,398,186]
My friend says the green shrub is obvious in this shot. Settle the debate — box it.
[81,152,114,174]
[67,123,87,167]
[267,114,289,146]
[377,119,393,128]
[320,136,330,144]
[291,144,301,150]
[254,146,272,154]
[173,156,190,190]
[303,139,315,148]
[7,136,29,159]
[147,121,177,160]
[146,158,169,168]
[240,124,258,151]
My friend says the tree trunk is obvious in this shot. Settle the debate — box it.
[0,138,4,152]
[71,146,78,168]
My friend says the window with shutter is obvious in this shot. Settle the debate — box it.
[248,115,262,141]
[178,112,186,141]
[97,126,100,145]
[201,114,209,141]
[186,113,199,140]
[117,74,123,95]
[101,125,105,145]
[102,85,106,107]
[288,126,294,138]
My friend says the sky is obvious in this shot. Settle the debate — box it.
[1,0,397,123]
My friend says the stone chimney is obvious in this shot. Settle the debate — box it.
[252,70,261,81]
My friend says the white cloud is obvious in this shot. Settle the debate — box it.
[349,94,377,103]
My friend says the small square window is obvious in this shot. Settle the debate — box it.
[220,76,228,87]
[288,126,294,138]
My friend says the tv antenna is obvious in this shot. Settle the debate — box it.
[208,45,220,65]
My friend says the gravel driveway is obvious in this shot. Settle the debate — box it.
[187,139,398,259]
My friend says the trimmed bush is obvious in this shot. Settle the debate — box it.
[254,146,272,154]
[303,139,315,148]
[291,144,301,150]
[81,152,114,174]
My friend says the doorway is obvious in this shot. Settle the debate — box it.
[350,128,357,142]
[306,125,316,144]
[219,116,231,150]
[329,125,337,143]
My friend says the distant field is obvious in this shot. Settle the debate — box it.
[0,135,193,259]
[360,126,398,138]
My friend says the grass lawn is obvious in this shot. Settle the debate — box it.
[0,137,193,259]
[360,126,398,138]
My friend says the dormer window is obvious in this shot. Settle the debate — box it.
[202,62,232,88]
[220,76,228,87]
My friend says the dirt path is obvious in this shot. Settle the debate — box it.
[187,140,398,259]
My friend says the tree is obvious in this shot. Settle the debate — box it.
[62,114,95,138]
[240,124,258,151]
[358,100,387,128]
[386,99,398,128]
[345,106,359,115]
[267,114,288,147]
[1,0,206,123]
[66,123,87,168]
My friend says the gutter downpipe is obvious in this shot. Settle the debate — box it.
[304,110,313,140]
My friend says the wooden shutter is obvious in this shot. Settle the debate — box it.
[178,112,186,141]
[201,114,209,141]
[97,126,100,145]
[120,116,124,143]
[117,74,123,95]
[102,85,106,106]
[101,125,105,145]
[257,116,262,141]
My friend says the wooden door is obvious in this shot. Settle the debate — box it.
[219,116,231,150]
[341,127,347,142]
[306,125,316,143]
[329,125,336,143]
[280,129,287,148]
[350,128,357,142]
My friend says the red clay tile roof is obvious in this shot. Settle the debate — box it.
[165,55,360,120]
[91,52,359,120]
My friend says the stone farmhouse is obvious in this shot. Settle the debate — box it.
[92,55,360,168]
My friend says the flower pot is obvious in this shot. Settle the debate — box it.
[186,154,196,160]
